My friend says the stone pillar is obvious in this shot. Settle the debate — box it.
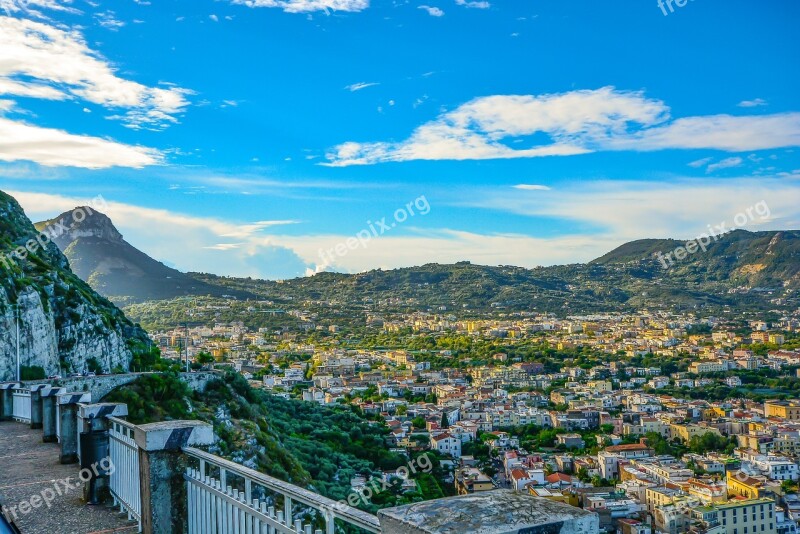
[135,421,214,534]
[78,403,129,432]
[78,403,128,504]
[0,383,20,421]
[58,392,92,464]
[41,386,64,442]
[29,383,48,429]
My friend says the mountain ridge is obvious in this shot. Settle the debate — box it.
[35,207,256,305]
[32,203,800,316]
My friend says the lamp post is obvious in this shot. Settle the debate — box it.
[15,302,21,382]
[185,322,190,373]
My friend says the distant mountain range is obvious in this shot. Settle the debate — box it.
[34,203,800,315]
[191,230,800,316]
[34,208,254,305]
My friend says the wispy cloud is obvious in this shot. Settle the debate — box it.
[95,10,125,31]
[455,177,799,243]
[231,0,369,13]
[513,184,550,191]
[0,0,80,20]
[688,157,714,168]
[418,5,444,16]
[705,157,743,173]
[738,98,767,108]
[455,0,490,8]
[345,82,380,92]
[203,243,244,251]
[325,87,800,166]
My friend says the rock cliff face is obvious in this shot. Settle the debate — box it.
[0,191,148,380]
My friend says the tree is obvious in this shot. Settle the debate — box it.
[197,351,215,365]
[411,416,426,430]
[577,467,591,483]
[440,413,449,429]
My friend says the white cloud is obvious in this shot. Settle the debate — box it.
[418,5,444,16]
[0,0,80,19]
[231,0,368,13]
[325,87,800,166]
[95,10,124,30]
[0,77,66,100]
[455,0,489,8]
[0,16,192,130]
[0,115,161,168]
[513,184,550,191]
[738,98,767,108]
[608,113,800,152]
[204,243,244,251]
[705,157,743,173]
[209,14,219,22]
[688,157,713,168]
[345,82,379,92]
[456,177,799,243]
[325,87,661,165]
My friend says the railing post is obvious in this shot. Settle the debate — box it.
[78,403,129,503]
[134,420,214,534]
[58,392,91,464]
[0,383,20,421]
[29,384,47,429]
[41,386,64,442]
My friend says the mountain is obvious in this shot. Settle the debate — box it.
[592,230,800,288]
[184,230,800,317]
[35,209,254,305]
[0,191,151,380]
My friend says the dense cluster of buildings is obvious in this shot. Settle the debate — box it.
[149,309,800,533]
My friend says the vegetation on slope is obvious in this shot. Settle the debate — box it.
[104,372,452,511]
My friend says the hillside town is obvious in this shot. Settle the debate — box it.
[148,306,800,534]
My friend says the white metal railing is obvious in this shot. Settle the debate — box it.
[184,448,382,534]
[11,388,31,423]
[108,416,142,531]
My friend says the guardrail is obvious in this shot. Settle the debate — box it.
[108,416,142,531]
[184,448,382,534]
[11,388,30,423]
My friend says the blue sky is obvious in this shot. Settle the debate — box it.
[1,0,799,279]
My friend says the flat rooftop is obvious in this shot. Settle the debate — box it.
[378,490,598,534]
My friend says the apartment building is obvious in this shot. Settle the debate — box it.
[765,401,800,421]
[692,498,777,534]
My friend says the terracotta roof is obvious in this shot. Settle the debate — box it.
[605,444,652,452]
[510,468,529,480]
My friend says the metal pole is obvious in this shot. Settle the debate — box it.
[185,323,190,372]
[16,302,21,382]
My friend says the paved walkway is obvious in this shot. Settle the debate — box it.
[0,421,138,534]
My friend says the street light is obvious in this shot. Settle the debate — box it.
[14,302,20,382]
